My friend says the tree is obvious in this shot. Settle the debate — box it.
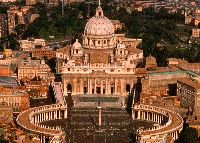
[14,24,27,39]
[7,34,19,50]
[0,6,7,14]
[176,126,199,143]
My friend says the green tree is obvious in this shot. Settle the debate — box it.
[177,126,199,143]
[0,6,7,14]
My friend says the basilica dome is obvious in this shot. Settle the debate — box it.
[84,7,114,36]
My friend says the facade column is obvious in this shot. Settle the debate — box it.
[89,79,92,94]
[114,78,117,95]
[121,79,125,96]
[90,79,93,94]
[73,79,77,95]
[43,136,46,143]
[64,110,67,118]
[101,80,104,94]
[88,78,90,94]
[105,79,108,95]
[94,78,97,94]
[138,111,140,119]
[107,79,111,94]
[80,79,83,94]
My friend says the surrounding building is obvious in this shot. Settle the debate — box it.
[0,76,19,87]
[19,38,46,51]
[0,65,13,76]
[32,47,55,59]
[177,78,200,115]
[17,60,52,80]
[24,80,49,98]
[25,0,36,5]
[192,28,200,38]
[0,0,16,2]
[0,86,30,112]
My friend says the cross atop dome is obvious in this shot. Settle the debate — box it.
[98,0,101,7]
[96,1,104,17]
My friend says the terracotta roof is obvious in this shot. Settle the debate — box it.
[75,57,83,66]
[127,47,142,54]
[148,67,180,73]
[56,46,71,55]
[135,68,147,75]
[89,50,109,64]
[178,78,200,89]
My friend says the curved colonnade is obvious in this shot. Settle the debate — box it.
[16,104,67,143]
[133,104,183,143]
[16,103,183,143]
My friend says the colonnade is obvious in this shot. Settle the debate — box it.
[132,104,183,142]
[31,109,67,124]
[133,110,166,125]
[17,104,67,143]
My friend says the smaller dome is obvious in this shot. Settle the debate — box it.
[72,39,81,49]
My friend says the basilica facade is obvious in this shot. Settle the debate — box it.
[62,6,143,106]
